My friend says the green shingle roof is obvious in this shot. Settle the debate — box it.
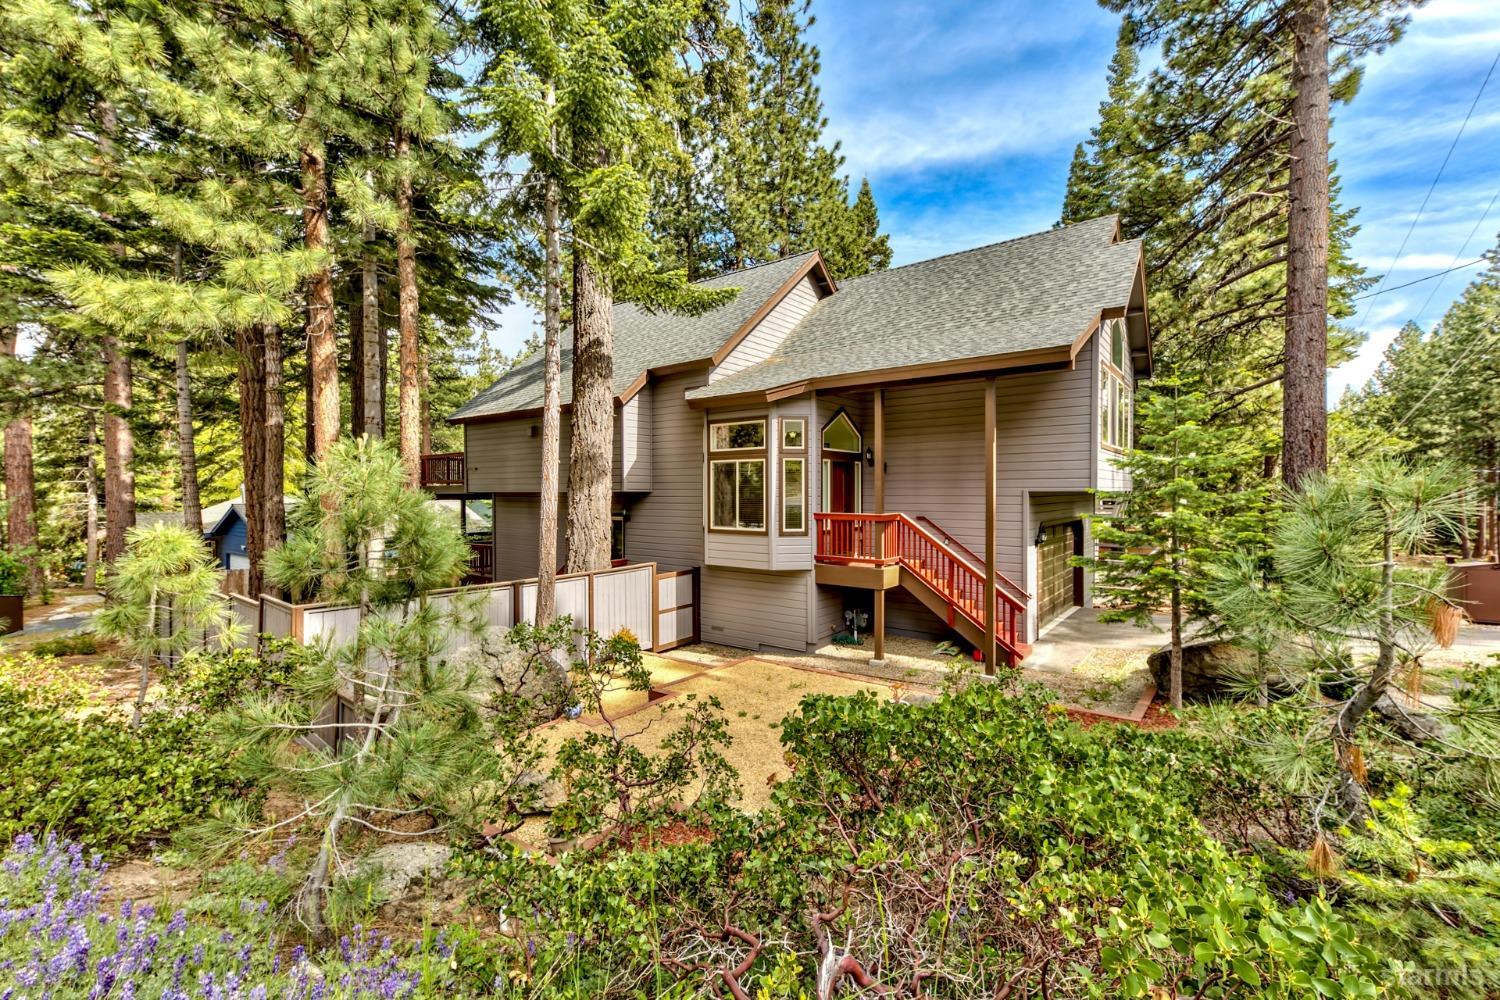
[686,216,1141,402]
[449,251,819,421]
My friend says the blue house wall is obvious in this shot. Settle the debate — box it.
[209,510,249,568]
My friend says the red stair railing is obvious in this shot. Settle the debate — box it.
[815,512,1025,655]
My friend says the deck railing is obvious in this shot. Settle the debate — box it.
[420,451,465,488]
[814,511,1025,654]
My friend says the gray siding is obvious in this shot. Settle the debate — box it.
[708,275,823,383]
[492,495,568,581]
[700,566,811,651]
[621,371,705,571]
[465,393,650,495]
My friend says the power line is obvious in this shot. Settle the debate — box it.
[1351,255,1489,302]
[1351,49,1500,330]
[1411,182,1500,318]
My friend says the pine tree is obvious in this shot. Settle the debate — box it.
[1213,458,1470,817]
[476,0,736,581]
[93,522,239,727]
[209,438,484,937]
[1063,6,1402,483]
[1081,383,1257,709]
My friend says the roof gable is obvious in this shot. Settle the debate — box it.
[686,216,1145,403]
[450,252,834,422]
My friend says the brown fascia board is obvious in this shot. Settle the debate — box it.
[452,254,835,425]
[685,344,1076,409]
[707,252,836,367]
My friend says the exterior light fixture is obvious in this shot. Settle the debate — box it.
[863,447,875,466]
[1035,525,1047,546]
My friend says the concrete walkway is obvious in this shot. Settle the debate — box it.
[1026,606,1166,675]
[0,592,105,642]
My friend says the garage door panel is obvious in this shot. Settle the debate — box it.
[1037,523,1077,627]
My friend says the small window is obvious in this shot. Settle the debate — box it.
[710,459,766,531]
[781,418,805,451]
[822,410,861,453]
[710,419,765,452]
[1110,318,1126,369]
[781,457,805,533]
[611,516,626,561]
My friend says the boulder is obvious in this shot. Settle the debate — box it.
[361,842,452,901]
[1372,693,1455,744]
[1147,641,1295,702]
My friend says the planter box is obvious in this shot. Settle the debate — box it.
[1453,561,1500,626]
[0,594,21,636]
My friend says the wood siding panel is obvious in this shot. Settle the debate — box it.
[708,275,823,383]
[467,400,647,495]
[491,495,568,581]
[622,372,705,571]
[700,566,810,651]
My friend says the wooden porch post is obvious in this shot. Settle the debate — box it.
[984,377,997,675]
[872,387,886,664]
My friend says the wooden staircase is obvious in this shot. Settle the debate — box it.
[815,512,1031,664]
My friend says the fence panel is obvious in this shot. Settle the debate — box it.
[229,594,260,649]
[593,564,654,642]
[653,568,699,651]
[261,597,295,641]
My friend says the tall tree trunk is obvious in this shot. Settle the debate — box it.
[537,115,562,623]
[301,140,339,463]
[361,219,383,439]
[172,244,202,533]
[395,129,423,487]
[237,325,267,597]
[101,331,136,563]
[262,323,286,598]
[351,297,364,436]
[566,251,614,573]
[84,417,99,589]
[1282,0,1331,489]
[1,326,42,595]
[175,339,202,533]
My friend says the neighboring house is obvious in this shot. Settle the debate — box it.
[434,215,1150,664]
[136,499,248,570]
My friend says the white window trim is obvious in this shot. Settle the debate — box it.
[781,417,806,451]
[710,418,767,453]
[709,457,767,532]
[781,456,806,534]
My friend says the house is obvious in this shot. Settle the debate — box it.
[137,499,248,570]
[433,215,1150,665]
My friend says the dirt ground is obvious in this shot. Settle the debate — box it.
[505,652,903,851]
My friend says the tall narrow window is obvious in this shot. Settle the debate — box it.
[709,419,767,532]
[1100,323,1131,451]
[782,458,805,533]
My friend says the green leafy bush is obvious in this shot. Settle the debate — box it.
[0,682,241,855]
[459,684,1405,998]
[166,642,298,713]
[27,631,101,657]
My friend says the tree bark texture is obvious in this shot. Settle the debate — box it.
[1282,0,1331,489]
[566,251,614,573]
[175,338,202,533]
[351,297,364,435]
[261,323,286,598]
[395,129,422,487]
[301,141,339,463]
[102,330,136,563]
[85,418,99,589]
[536,162,563,624]
[1,326,43,595]
[361,219,383,439]
[237,324,267,598]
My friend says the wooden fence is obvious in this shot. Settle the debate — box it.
[229,562,698,655]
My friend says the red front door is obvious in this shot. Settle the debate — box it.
[828,459,858,513]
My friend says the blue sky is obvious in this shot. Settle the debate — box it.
[491,0,1500,400]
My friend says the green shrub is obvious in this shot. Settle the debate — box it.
[165,642,298,713]
[459,684,1405,998]
[0,682,242,855]
[27,631,101,657]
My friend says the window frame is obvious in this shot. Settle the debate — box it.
[820,409,862,455]
[780,417,806,452]
[708,418,769,534]
[709,418,766,453]
[780,456,807,535]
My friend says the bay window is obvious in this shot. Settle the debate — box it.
[709,419,767,532]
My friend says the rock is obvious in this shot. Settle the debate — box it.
[515,769,566,811]
[1372,693,1455,744]
[361,843,452,901]
[1147,641,1295,702]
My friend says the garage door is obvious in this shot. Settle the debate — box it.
[1037,522,1078,628]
